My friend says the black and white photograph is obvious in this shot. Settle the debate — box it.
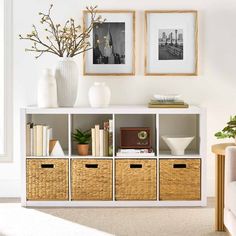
[145,11,197,75]
[158,29,183,60]
[84,10,135,75]
[93,22,125,64]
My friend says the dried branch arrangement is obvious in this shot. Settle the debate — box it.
[19,4,104,58]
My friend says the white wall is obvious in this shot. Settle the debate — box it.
[1,0,236,197]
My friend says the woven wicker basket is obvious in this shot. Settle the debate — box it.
[71,159,113,200]
[115,159,157,200]
[159,159,201,201]
[26,159,69,201]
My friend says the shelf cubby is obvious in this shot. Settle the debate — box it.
[26,114,69,156]
[158,114,200,156]
[71,114,113,156]
[114,114,156,155]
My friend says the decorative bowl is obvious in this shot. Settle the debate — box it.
[161,135,194,156]
[153,94,181,102]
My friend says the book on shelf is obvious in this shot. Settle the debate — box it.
[36,125,43,156]
[99,129,104,157]
[116,152,155,157]
[148,103,189,108]
[91,128,96,156]
[149,100,185,105]
[117,148,155,157]
[91,119,113,157]
[26,123,54,157]
[95,125,100,156]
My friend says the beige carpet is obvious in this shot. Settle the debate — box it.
[38,207,228,236]
[0,199,228,236]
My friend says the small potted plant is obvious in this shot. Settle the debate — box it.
[215,115,236,144]
[72,129,91,156]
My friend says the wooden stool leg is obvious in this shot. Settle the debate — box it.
[215,154,225,231]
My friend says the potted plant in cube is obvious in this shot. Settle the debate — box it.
[72,129,91,156]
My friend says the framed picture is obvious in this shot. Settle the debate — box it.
[145,10,198,76]
[83,10,135,76]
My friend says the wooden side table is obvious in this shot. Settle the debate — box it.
[211,143,235,231]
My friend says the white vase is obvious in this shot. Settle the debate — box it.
[88,82,111,108]
[55,57,78,107]
[37,68,58,108]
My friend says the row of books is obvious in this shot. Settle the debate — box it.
[91,120,113,157]
[116,148,155,157]
[148,100,189,108]
[26,123,52,157]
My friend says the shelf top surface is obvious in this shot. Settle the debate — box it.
[23,105,205,115]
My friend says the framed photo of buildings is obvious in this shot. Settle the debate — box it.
[83,10,135,76]
[145,11,198,76]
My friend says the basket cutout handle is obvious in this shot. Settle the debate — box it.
[85,164,98,168]
[173,163,187,169]
[130,164,142,168]
[41,164,54,169]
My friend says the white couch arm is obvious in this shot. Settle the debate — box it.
[225,146,236,184]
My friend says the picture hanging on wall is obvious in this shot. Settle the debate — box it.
[83,10,135,76]
[145,10,198,76]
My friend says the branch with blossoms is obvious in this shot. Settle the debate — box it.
[19,4,104,58]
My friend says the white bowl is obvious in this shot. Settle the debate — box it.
[153,94,181,102]
[161,135,194,156]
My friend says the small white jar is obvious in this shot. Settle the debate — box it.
[88,82,111,108]
[37,68,58,108]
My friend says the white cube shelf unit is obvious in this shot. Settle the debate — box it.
[21,105,207,207]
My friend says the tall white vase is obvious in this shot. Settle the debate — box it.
[55,57,78,107]
[37,68,58,108]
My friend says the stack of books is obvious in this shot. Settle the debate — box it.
[91,119,113,157]
[26,123,53,157]
[117,148,155,157]
[148,99,189,108]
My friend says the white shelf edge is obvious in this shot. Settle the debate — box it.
[24,200,206,207]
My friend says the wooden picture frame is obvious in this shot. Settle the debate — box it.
[145,10,198,76]
[83,10,135,76]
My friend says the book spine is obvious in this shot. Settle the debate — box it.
[99,130,104,157]
[30,127,33,156]
[47,128,52,156]
[26,124,31,156]
[95,125,100,157]
[104,130,109,157]
[91,128,96,157]
[108,120,113,156]
[33,125,37,156]
[42,126,48,156]
[36,125,43,156]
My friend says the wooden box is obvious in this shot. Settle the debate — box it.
[71,159,113,200]
[120,127,151,149]
[26,159,69,200]
[115,159,157,200]
[159,159,201,201]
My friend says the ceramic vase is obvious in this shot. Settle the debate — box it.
[37,68,58,108]
[88,82,111,108]
[55,57,78,107]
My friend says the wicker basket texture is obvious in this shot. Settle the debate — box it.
[71,159,113,200]
[159,159,201,201]
[26,159,69,200]
[115,159,157,200]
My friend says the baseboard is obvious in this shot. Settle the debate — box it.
[0,179,20,197]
